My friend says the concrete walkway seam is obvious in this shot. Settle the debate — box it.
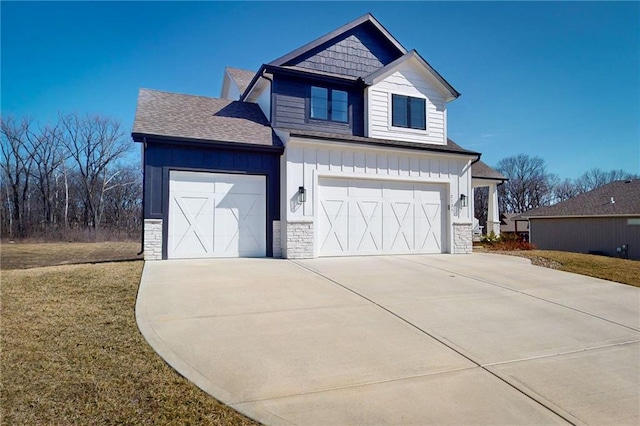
[397,256,640,333]
[292,260,580,426]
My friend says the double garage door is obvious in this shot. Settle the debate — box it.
[318,177,446,256]
[168,171,266,259]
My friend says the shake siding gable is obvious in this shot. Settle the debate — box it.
[285,24,401,78]
[368,61,447,145]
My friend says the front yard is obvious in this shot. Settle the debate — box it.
[1,243,256,425]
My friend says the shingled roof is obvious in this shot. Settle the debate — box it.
[472,160,507,181]
[225,67,256,94]
[132,89,282,147]
[278,128,480,156]
[522,180,640,218]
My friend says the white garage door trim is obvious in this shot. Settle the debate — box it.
[317,177,447,257]
[168,171,266,259]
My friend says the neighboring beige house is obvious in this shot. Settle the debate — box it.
[520,180,640,260]
[500,213,529,238]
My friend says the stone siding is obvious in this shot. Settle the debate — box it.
[285,219,314,259]
[453,222,473,254]
[273,220,282,258]
[144,219,163,260]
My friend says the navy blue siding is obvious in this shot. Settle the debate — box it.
[286,22,401,78]
[272,76,364,136]
[143,141,281,258]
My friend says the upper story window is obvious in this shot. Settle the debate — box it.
[311,86,348,123]
[391,94,426,130]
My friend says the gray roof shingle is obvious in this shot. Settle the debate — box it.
[132,89,282,147]
[523,180,640,217]
[226,67,256,94]
[472,160,507,181]
[277,128,480,156]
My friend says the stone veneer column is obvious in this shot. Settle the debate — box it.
[272,220,282,258]
[143,219,163,261]
[285,219,314,259]
[452,222,473,254]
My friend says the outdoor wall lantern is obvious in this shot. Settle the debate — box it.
[460,194,467,207]
[298,186,307,203]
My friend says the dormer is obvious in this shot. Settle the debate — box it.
[364,50,459,145]
[221,67,256,101]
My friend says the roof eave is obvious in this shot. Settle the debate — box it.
[131,132,284,153]
[364,50,460,101]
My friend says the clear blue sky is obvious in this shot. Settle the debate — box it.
[2,1,639,179]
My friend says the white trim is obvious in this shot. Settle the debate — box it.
[387,92,429,136]
[288,136,477,162]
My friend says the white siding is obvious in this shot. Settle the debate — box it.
[222,78,242,101]
[255,81,271,122]
[284,138,475,255]
[368,61,447,145]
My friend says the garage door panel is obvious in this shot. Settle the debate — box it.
[318,178,446,257]
[319,198,348,255]
[350,200,382,253]
[385,201,414,251]
[169,172,266,259]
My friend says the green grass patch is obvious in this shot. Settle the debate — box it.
[1,258,257,424]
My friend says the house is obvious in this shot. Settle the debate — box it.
[520,180,640,260]
[500,213,529,239]
[132,13,503,260]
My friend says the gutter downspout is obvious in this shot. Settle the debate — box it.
[137,138,146,256]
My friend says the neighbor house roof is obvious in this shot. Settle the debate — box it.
[522,179,640,218]
[472,160,507,181]
[225,67,256,94]
[132,89,282,147]
[279,128,480,157]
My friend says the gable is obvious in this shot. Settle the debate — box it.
[282,22,403,78]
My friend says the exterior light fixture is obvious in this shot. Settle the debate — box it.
[460,194,467,207]
[298,186,307,203]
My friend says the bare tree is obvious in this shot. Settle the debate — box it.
[473,186,489,231]
[496,154,553,213]
[551,178,579,203]
[0,117,36,237]
[59,114,132,231]
[576,168,639,193]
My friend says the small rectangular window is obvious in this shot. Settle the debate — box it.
[392,94,426,130]
[310,86,349,123]
[311,87,328,120]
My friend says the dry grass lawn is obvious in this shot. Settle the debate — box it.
[1,241,142,270]
[495,250,640,288]
[1,258,257,424]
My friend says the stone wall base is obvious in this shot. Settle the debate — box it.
[144,219,163,260]
[453,222,473,254]
[285,219,314,259]
[273,220,282,258]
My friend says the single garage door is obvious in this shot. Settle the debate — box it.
[168,171,266,259]
[318,177,446,256]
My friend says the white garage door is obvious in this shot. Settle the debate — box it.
[168,171,266,259]
[318,178,446,256]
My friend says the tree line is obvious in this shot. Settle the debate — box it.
[0,114,141,241]
[475,153,639,227]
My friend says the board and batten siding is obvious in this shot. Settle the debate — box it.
[367,61,447,145]
[530,217,640,260]
[284,139,473,222]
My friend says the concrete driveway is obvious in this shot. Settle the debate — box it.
[136,254,640,425]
